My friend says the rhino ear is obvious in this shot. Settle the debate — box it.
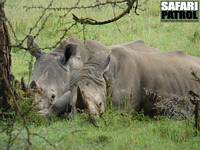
[27,35,44,59]
[100,55,111,73]
[62,44,79,65]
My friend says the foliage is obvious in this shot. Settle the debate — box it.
[1,108,200,150]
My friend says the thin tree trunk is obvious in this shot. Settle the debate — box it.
[0,1,17,113]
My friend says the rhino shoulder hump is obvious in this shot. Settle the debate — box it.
[111,47,132,59]
[85,40,107,51]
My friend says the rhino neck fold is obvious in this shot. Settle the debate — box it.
[57,58,69,72]
[70,65,106,90]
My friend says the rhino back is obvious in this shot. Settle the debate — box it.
[139,52,200,95]
[110,40,160,53]
[106,48,200,110]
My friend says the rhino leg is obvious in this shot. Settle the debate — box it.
[40,91,72,117]
[68,87,78,119]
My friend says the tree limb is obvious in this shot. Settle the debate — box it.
[72,0,138,25]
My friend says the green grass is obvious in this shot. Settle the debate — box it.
[1,0,200,149]
[1,110,199,150]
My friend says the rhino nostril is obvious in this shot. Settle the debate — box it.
[51,94,56,99]
[97,102,102,108]
[99,102,102,106]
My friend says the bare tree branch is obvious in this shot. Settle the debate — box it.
[72,0,138,25]
[23,0,126,11]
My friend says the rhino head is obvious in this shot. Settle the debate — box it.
[72,52,111,117]
[27,36,83,115]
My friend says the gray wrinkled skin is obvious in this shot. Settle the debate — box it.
[45,41,164,116]
[27,36,109,116]
[27,33,200,119]
[31,54,71,111]
[69,51,109,117]
[67,39,161,117]
[72,47,200,118]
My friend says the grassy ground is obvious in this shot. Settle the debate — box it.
[1,0,200,149]
[0,109,200,150]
